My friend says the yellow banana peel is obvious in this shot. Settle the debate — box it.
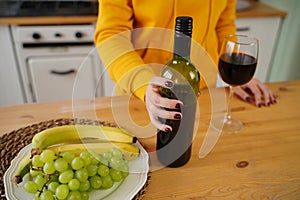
[48,142,140,161]
[12,153,31,184]
[32,125,137,149]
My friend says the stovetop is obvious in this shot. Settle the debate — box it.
[0,1,98,17]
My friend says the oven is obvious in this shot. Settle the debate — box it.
[8,1,115,103]
[11,24,107,103]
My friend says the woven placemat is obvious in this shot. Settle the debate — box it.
[0,118,150,200]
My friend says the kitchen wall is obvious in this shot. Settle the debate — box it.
[260,0,300,82]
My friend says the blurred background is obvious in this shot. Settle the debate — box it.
[259,0,300,82]
[0,0,299,106]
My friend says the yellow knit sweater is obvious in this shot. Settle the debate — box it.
[94,0,236,100]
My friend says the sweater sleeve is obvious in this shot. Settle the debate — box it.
[94,0,155,101]
[216,0,237,53]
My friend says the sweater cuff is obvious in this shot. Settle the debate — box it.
[131,67,155,101]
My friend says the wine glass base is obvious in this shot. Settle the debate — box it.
[211,117,243,134]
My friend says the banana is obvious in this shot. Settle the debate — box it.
[47,142,140,161]
[12,154,31,184]
[32,125,137,149]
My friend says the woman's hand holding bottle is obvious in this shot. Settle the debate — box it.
[145,76,183,132]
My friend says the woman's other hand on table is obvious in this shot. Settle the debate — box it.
[235,78,278,107]
[145,76,183,132]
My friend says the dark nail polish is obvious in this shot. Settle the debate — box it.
[257,103,261,108]
[175,103,182,109]
[165,127,171,133]
[267,102,271,107]
[273,99,277,104]
[165,81,173,88]
[174,114,181,119]
[245,97,252,102]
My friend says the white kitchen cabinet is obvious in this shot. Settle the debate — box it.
[235,17,282,82]
[0,25,24,106]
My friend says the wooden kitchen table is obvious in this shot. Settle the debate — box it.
[1,80,300,199]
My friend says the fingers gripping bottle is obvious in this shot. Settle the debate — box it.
[156,16,200,167]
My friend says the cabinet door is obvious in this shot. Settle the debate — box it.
[0,25,24,105]
[28,56,95,102]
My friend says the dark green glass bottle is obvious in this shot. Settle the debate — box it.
[156,16,200,167]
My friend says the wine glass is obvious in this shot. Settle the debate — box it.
[212,35,258,133]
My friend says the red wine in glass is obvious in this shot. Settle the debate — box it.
[212,35,259,133]
[219,52,257,86]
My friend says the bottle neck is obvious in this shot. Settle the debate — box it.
[173,32,191,59]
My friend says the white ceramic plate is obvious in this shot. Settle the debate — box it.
[4,142,149,200]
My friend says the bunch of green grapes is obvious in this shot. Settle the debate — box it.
[23,148,129,200]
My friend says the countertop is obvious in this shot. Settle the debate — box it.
[0,80,300,199]
[0,2,287,25]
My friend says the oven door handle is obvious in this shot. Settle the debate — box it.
[50,69,76,75]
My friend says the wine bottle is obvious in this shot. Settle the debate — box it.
[156,16,200,167]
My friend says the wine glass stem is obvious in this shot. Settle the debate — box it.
[225,86,234,120]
